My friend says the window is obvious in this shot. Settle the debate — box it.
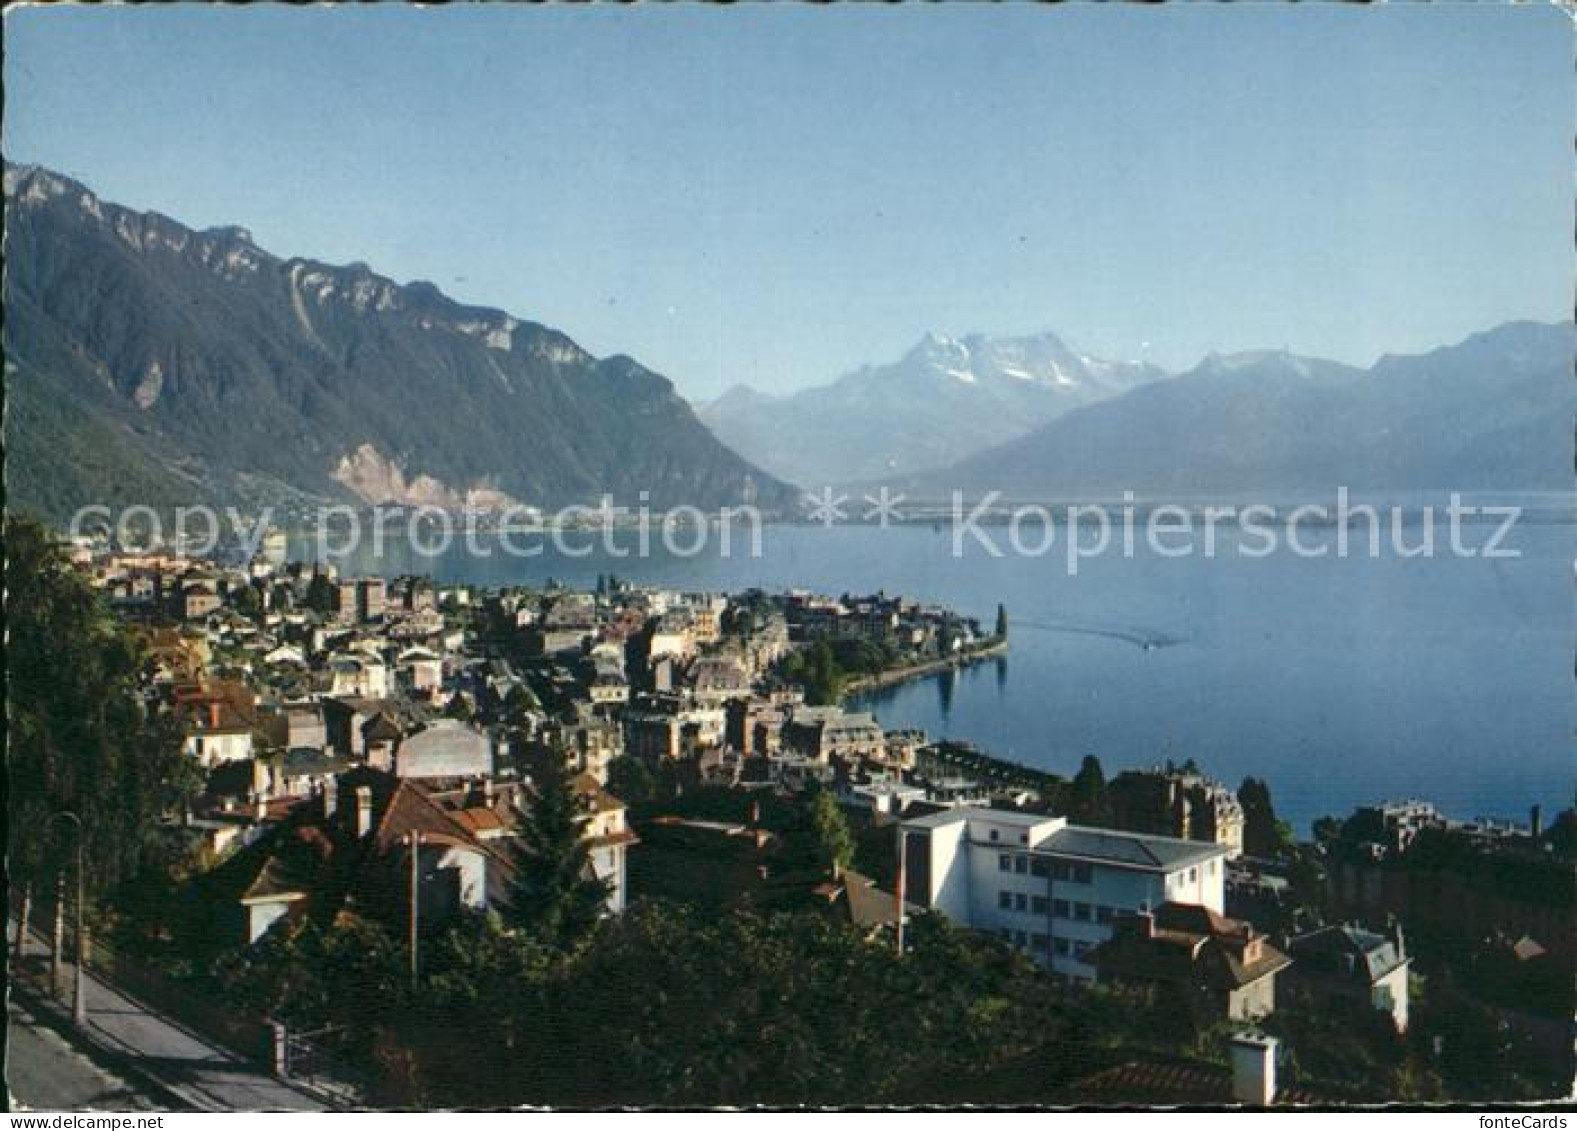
[1014,893,1028,912]
[1072,940,1090,957]
[998,891,1013,910]
[1053,900,1071,919]
[1096,905,1114,925]
[1072,864,1092,884]
[1030,858,1050,878]
[1031,932,1049,952]
[989,830,1000,842]
[1013,930,1028,947]
[1074,902,1092,922]
[1014,855,1028,875]
[998,854,1011,872]
[998,927,1011,941]
[1052,862,1071,881]
[1031,896,1049,915]
[1188,867,1198,883]
[1019,833,1028,844]
[1053,938,1071,956]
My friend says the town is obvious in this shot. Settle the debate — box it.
[8,517,1573,1108]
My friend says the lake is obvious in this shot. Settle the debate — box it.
[314,513,1575,832]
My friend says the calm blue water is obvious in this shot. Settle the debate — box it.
[314,518,1575,832]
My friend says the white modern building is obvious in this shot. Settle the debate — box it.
[900,807,1229,982]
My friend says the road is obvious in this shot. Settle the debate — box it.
[10,925,328,1111]
[6,1001,163,1112]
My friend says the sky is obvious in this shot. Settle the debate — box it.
[4,4,1571,399]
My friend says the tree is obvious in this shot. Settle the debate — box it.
[1238,777,1290,858]
[1311,815,1344,845]
[6,516,200,947]
[1069,755,1111,826]
[504,758,610,951]
[607,754,657,806]
[304,570,335,615]
[809,788,854,878]
[230,580,261,620]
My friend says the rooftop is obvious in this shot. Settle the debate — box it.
[902,807,1228,870]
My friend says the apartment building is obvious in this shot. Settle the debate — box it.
[900,807,1229,982]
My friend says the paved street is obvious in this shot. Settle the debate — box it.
[6,1001,162,1111]
[10,927,328,1111]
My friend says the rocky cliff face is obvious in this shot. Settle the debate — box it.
[4,164,793,519]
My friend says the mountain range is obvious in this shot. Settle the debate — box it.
[896,321,1576,499]
[5,163,1569,521]
[700,331,1165,486]
[3,164,793,521]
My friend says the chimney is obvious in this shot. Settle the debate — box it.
[208,700,221,729]
[355,786,373,838]
[1228,1032,1278,1106]
[1530,804,1543,839]
[1135,910,1156,939]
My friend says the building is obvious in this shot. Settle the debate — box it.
[1283,923,1411,1032]
[781,706,885,763]
[1066,1032,1322,1106]
[358,577,387,622]
[900,808,1229,982]
[395,720,494,780]
[232,771,524,944]
[571,772,638,915]
[324,652,390,699]
[1110,768,1246,858]
[1085,902,1292,1020]
[175,683,258,767]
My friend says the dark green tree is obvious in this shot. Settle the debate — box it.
[607,754,657,806]
[230,580,261,619]
[809,788,855,878]
[504,758,611,952]
[1069,755,1111,826]
[304,569,335,615]
[6,516,200,946]
[1238,776,1291,857]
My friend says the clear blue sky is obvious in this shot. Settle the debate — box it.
[5,4,1570,398]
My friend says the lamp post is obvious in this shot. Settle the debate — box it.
[49,812,86,1026]
[894,825,908,955]
[408,830,421,992]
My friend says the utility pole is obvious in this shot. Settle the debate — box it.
[51,870,64,996]
[408,830,421,992]
[50,812,86,1026]
[894,826,907,955]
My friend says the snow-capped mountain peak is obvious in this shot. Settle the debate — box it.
[701,328,1170,485]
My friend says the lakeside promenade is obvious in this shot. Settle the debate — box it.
[843,639,1008,697]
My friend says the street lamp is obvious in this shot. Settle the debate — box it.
[894,825,908,955]
[48,811,86,1026]
[408,829,421,992]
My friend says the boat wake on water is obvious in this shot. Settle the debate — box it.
[1012,618,1189,651]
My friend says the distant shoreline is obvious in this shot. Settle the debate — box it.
[844,638,1008,698]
